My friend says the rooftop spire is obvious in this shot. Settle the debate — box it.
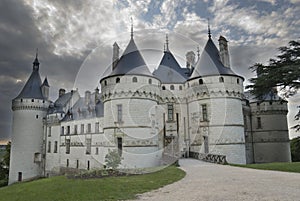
[33,48,40,71]
[208,18,211,39]
[166,34,169,51]
[130,17,133,39]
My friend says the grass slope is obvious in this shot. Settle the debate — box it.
[0,165,185,201]
[232,162,300,173]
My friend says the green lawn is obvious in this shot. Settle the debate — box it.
[0,165,185,201]
[232,162,300,173]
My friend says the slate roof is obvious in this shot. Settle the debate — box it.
[244,90,284,103]
[15,58,44,100]
[191,38,236,78]
[153,50,189,83]
[109,38,152,76]
[42,77,50,87]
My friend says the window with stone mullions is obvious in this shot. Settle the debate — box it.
[167,104,174,121]
[202,104,208,122]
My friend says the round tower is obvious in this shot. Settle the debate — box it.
[9,55,50,184]
[186,35,246,164]
[100,33,162,168]
[249,91,291,163]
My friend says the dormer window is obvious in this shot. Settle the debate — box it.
[170,85,174,90]
[219,77,224,83]
[132,77,137,82]
[199,79,203,85]
[116,77,120,83]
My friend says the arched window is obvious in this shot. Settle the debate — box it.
[132,77,137,82]
[170,85,174,90]
[148,79,152,84]
[116,77,120,83]
[219,77,224,83]
[237,79,240,84]
[162,86,166,90]
[199,79,203,85]
[179,86,183,90]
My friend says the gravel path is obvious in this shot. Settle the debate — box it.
[133,159,300,201]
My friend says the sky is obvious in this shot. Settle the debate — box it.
[0,0,299,140]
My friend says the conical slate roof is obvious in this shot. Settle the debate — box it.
[109,38,152,76]
[153,50,188,83]
[191,38,236,78]
[15,57,44,100]
[42,77,50,87]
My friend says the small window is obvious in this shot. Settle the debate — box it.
[179,86,182,90]
[66,139,70,154]
[104,80,107,86]
[116,77,120,83]
[76,160,79,169]
[95,122,99,133]
[117,137,123,156]
[61,126,64,135]
[47,141,51,153]
[74,125,78,134]
[219,77,224,83]
[20,99,23,102]
[36,115,38,119]
[87,160,90,170]
[67,126,70,135]
[31,99,34,102]
[237,79,240,84]
[199,79,203,85]
[95,147,99,155]
[86,138,91,155]
[170,85,174,90]
[117,104,122,122]
[132,77,137,82]
[148,79,152,84]
[87,123,91,133]
[66,159,69,167]
[269,101,273,105]
[81,124,84,133]
[54,141,58,153]
[162,86,166,90]
[257,117,262,129]
[48,127,51,137]
[257,102,260,106]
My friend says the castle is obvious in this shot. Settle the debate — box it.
[9,28,291,184]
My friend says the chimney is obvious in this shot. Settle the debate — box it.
[59,88,66,97]
[85,90,91,105]
[218,36,230,68]
[112,42,120,70]
[186,51,195,69]
[95,87,100,103]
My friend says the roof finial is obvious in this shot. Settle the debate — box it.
[208,18,211,39]
[164,43,166,52]
[166,34,169,51]
[36,48,38,59]
[130,17,133,39]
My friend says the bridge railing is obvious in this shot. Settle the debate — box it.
[189,152,228,165]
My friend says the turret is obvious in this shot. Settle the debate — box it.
[9,53,50,184]
[112,42,120,70]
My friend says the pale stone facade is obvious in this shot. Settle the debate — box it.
[9,33,291,184]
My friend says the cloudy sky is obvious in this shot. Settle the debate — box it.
[0,0,299,140]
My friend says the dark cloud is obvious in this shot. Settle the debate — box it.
[0,0,86,140]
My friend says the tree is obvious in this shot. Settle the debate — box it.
[0,141,10,187]
[247,40,300,130]
[105,149,122,170]
[290,136,300,162]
